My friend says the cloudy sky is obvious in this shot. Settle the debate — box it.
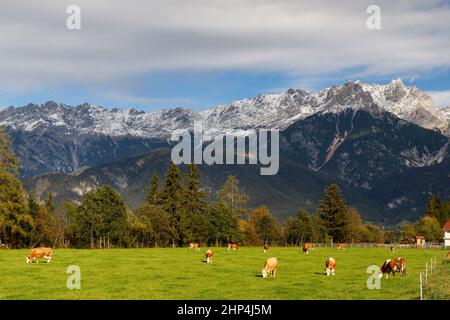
[1,0,450,111]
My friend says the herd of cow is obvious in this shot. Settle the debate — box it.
[25,243,430,280]
[188,242,408,279]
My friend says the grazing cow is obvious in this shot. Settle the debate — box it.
[263,244,269,253]
[227,243,238,251]
[205,250,213,264]
[262,257,278,278]
[26,247,52,264]
[303,243,314,254]
[189,242,200,251]
[325,257,336,276]
[378,259,398,279]
[336,243,346,250]
[395,257,406,277]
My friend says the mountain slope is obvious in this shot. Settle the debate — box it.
[1,80,448,178]
[24,105,450,224]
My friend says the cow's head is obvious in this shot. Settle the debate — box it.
[377,270,384,279]
[262,269,268,278]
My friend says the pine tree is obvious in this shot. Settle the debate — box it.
[182,164,208,243]
[45,192,55,216]
[0,127,33,248]
[0,127,19,175]
[161,162,184,245]
[218,175,249,219]
[424,195,449,226]
[147,174,160,205]
[317,183,349,243]
[28,192,41,220]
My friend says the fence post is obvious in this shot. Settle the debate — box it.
[430,258,433,275]
[419,273,423,300]
[425,262,428,287]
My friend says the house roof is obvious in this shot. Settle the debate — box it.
[443,220,450,231]
[415,235,425,239]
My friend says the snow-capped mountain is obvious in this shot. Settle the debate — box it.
[442,106,450,123]
[1,80,449,178]
[1,79,447,138]
[0,101,201,139]
[362,79,448,132]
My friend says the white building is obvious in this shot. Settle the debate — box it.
[444,220,450,249]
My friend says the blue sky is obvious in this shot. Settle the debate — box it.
[1,0,450,111]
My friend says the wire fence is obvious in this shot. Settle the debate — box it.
[419,256,440,300]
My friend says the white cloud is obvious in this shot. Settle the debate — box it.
[428,90,450,108]
[0,0,450,94]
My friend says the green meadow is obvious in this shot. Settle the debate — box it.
[0,247,447,300]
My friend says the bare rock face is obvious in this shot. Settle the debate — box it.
[363,79,448,132]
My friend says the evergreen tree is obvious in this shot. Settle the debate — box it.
[218,175,249,219]
[0,127,33,248]
[147,174,160,205]
[317,183,349,243]
[182,164,208,243]
[45,193,55,216]
[0,127,19,175]
[424,195,449,226]
[28,192,41,220]
[161,162,184,245]
[184,164,206,215]
[69,186,128,248]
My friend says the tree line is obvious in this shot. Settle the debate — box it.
[0,127,449,248]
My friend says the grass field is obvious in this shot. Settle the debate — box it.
[0,247,448,300]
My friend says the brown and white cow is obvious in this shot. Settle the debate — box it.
[227,243,238,251]
[302,243,311,254]
[378,257,406,279]
[205,250,213,264]
[395,257,406,277]
[189,242,200,251]
[325,257,336,276]
[26,247,52,264]
[262,257,278,278]
[336,243,346,250]
[263,244,269,253]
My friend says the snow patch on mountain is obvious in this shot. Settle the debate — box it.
[401,142,449,167]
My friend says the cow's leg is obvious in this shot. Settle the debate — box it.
[47,255,52,263]
[273,270,276,278]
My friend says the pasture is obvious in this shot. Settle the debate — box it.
[0,247,446,300]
